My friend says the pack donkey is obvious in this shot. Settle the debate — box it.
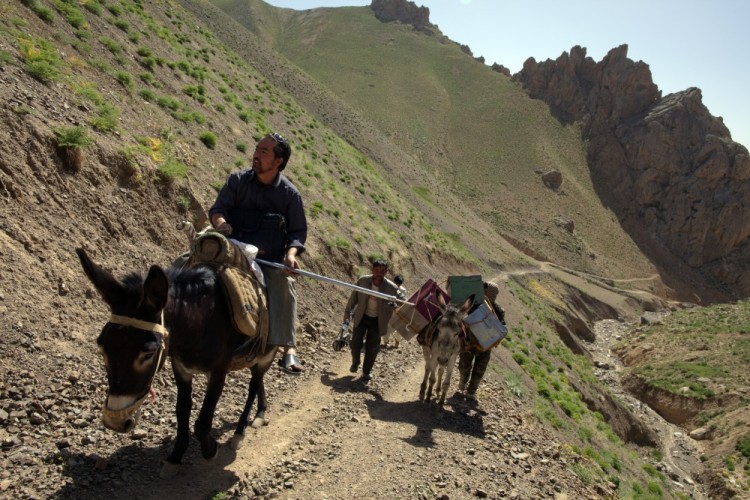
[76,248,278,479]
[419,294,474,405]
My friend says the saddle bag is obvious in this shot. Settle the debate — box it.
[413,279,450,323]
[186,231,268,341]
[219,266,269,341]
[388,279,449,342]
[389,301,429,341]
[463,299,507,351]
[447,275,484,306]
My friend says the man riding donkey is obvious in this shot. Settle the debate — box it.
[209,132,307,375]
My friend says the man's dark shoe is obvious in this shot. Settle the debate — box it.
[362,373,373,381]
[350,363,359,373]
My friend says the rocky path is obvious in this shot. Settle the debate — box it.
[589,318,708,499]
[1,319,598,499]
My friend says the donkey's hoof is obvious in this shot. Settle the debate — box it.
[229,433,245,450]
[202,440,219,461]
[251,416,266,429]
[160,461,180,479]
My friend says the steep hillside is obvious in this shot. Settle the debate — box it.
[215,0,662,292]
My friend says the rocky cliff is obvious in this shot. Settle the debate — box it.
[514,45,750,302]
[370,0,431,33]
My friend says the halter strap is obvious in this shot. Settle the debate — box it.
[102,312,168,421]
[108,313,169,336]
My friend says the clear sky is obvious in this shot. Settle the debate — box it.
[265,0,750,148]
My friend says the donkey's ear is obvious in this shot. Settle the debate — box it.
[76,248,128,308]
[143,265,169,312]
[461,294,475,312]
[437,292,447,308]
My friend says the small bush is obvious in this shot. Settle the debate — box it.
[90,103,120,133]
[737,433,750,459]
[82,1,102,15]
[0,51,15,67]
[112,19,129,32]
[137,89,155,101]
[158,159,188,182]
[54,1,87,29]
[156,96,180,111]
[172,110,205,124]
[99,36,121,55]
[19,37,63,82]
[199,131,217,149]
[115,71,133,89]
[236,143,247,153]
[139,72,156,85]
[53,126,92,148]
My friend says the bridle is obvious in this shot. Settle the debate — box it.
[101,313,169,421]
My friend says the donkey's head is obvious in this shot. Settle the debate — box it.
[432,294,474,364]
[76,248,169,433]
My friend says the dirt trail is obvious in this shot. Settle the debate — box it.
[89,333,594,500]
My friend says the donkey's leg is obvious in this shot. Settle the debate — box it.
[194,370,227,460]
[435,364,446,403]
[162,368,193,478]
[230,374,258,450]
[252,375,270,428]
[438,354,458,406]
[230,368,264,450]
[426,365,437,403]
[419,346,431,401]
[252,347,277,428]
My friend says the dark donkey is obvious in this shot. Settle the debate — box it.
[76,248,278,478]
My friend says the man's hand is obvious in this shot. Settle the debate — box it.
[214,222,232,235]
[211,215,232,236]
[283,253,299,275]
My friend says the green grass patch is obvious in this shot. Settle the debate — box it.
[89,103,120,133]
[19,37,63,82]
[199,131,217,149]
[53,126,92,148]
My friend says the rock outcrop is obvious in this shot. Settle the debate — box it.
[370,0,431,32]
[514,45,750,301]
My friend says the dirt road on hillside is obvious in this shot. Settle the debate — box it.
[50,336,595,500]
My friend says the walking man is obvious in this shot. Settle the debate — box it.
[342,260,399,381]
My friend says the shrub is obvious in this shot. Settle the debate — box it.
[53,126,92,148]
[112,19,129,32]
[53,126,92,171]
[157,159,188,183]
[236,143,247,153]
[90,103,120,133]
[54,0,87,29]
[19,37,62,82]
[0,51,15,67]
[115,71,133,89]
[137,89,155,101]
[156,96,181,111]
[99,36,121,55]
[737,434,750,458]
[82,1,102,15]
[199,131,217,149]
[139,72,156,85]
